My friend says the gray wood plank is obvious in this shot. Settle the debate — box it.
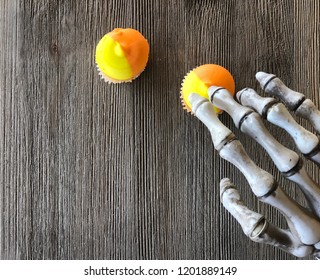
[0,0,319,260]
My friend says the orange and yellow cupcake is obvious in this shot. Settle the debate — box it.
[96,28,149,83]
[181,64,235,113]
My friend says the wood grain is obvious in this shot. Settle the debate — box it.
[0,0,319,260]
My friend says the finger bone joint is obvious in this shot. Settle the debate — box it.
[216,133,237,152]
[257,181,278,200]
[262,74,277,92]
[238,110,255,130]
[281,157,303,177]
[262,100,280,119]
[209,86,225,103]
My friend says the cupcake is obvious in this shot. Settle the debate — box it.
[95,28,149,83]
[181,64,235,113]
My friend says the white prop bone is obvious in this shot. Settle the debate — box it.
[219,139,320,245]
[189,93,320,249]
[220,178,317,258]
[256,72,320,134]
[237,88,320,165]
[208,86,320,217]
[188,94,234,151]
[208,86,299,173]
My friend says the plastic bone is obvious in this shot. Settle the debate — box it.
[208,86,320,217]
[188,93,320,257]
[220,178,315,258]
[255,72,320,134]
[237,88,320,165]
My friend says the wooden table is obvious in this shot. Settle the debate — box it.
[1,0,319,260]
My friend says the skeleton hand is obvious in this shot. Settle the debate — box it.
[187,71,320,258]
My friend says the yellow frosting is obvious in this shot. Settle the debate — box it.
[181,70,211,111]
[95,34,133,81]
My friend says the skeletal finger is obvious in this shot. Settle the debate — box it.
[209,86,299,173]
[219,137,320,246]
[237,88,320,166]
[220,178,315,258]
[256,72,320,134]
[209,87,320,218]
[189,93,320,246]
